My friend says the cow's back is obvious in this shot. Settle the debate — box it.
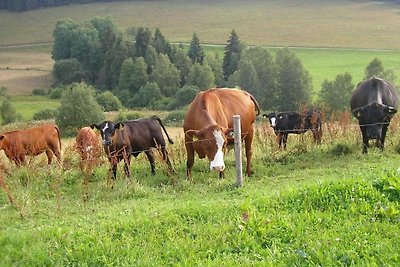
[123,119,166,151]
[350,77,398,110]
[184,88,259,131]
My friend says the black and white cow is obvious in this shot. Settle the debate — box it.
[91,116,174,179]
[350,76,398,153]
[264,108,322,149]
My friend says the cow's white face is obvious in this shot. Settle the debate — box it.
[210,129,225,172]
[270,117,277,127]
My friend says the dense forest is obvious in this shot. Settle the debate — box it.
[0,0,399,12]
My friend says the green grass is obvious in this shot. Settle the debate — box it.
[10,96,60,120]
[0,120,399,265]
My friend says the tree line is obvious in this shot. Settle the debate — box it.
[0,0,146,12]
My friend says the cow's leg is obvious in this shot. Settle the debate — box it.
[145,150,156,175]
[244,132,254,176]
[360,126,369,153]
[45,150,53,165]
[48,142,62,164]
[123,155,131,178]
[282,133,288,149]
[379,124,389,150]
[185,143,195,179]
[277,133,283,149]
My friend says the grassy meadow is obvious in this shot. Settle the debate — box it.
[1,116,400,265]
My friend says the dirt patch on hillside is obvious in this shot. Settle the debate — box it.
[0,50,53,95]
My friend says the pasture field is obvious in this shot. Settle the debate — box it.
[0,0,400,49]
[0,117,399,265]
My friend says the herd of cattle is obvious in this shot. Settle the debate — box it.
[0,77,397,179]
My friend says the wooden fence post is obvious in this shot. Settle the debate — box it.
[233,115,243,187]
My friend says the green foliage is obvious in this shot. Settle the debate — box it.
[319,72,354,112]
[55,82,105,136]
[32,108,58,121]
[0,99,20,124]
[152,28,173,57]
[150,54,180,97]
[96,90,123,112]
[117,57,148,95]
[48,87,64,99]
[187,33,204,64]
[172,48,192,86]
[187,63,215,90]
[206,53,224,87]
[275,47,312,111]
[364,57,397,84]
[235,46,276,109]
[135,27,152,58]
[32,88,47,96]
[52,58,87,85]
[175,85,199,106]
[163,110,186,126]
[223,29,242,80]
[130,82,162,108]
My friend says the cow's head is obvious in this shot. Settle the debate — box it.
[264,113,279,128]
[90,121,124,146]
[185,125,232,172]
[352,103,397,139]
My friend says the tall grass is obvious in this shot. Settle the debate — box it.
[0,114,399,265]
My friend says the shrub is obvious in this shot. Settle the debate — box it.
[48,87,64,99]
[164,110,186,126]
[175,85,199,106]
[52,58,87,85]
[96,91,124,112]
[32,88,47,96]
[0,99,20,124]
[55,82,105,137]
[33,109,58,121]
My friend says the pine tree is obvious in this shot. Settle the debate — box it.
[187,33,204,64]
[222,30,242,80]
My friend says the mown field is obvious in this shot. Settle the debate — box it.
[1,116,400,265]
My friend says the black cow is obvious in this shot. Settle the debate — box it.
[91,116,174,179]
[350,77,398,153]
[264,109,322,149]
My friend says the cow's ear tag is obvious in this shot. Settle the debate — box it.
[388,107,397,114]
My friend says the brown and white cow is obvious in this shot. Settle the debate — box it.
[75,127,101,168]
[91,116,174,180]
[0,124,61,165]
[183,88,260,178]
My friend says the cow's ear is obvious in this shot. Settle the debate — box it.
[185,130,201,140]
[0,135,4,141]
[90,124,99,130]
[115,123,124,130]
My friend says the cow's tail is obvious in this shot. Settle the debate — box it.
[250,94,261,116]
[152,116,174,144]
[55,125,62,150]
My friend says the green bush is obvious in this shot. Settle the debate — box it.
[96,90,124,112]
[0,99,21,124]
[32,88,47,96]
[48,87,64,99]
[33,109,58,121]
[55,82,105,137]
[164,110,186,126]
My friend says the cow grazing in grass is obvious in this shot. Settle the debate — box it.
[75,127,101,169]
[183,88,260,179]
[0,124,61,165]
[264,108,322,149]
[91,116,174,180]
[350,76,398,153]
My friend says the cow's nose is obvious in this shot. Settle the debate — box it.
[103,140,111,145]
[212,165,225,172]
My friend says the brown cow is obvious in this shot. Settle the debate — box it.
[75,127,101,168]
[0,124,61,165]
[184,88,260,179]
